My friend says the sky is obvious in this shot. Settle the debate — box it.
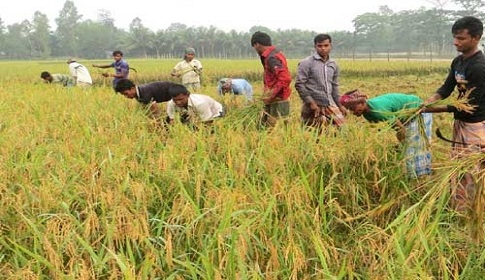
[1,0,454,33]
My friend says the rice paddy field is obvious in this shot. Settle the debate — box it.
[0,58,483,279]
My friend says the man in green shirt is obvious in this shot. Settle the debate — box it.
[340,90,433,178]
[40,71,75,87]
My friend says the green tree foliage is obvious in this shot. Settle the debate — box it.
[125,17,154,58]
[31,11,51,59]
[76,20,118,59]
[453,0,485,16]
[4,21,31,59]
[1,0,484,60]
[55,0,82,57]
[0,18,5,57]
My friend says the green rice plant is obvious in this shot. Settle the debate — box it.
[0,59,483,279]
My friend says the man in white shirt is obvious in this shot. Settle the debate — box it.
[67,58,93,87]
[166,84,224,128]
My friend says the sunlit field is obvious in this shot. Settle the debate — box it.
[0,59,483,279]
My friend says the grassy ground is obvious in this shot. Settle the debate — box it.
[0,59,483,279]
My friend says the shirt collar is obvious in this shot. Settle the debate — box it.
[135,86,140,99]
[261,46,276,58]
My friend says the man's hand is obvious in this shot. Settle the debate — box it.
[261,96,273,105]
[102,72,110,77]
[309,102,320,117]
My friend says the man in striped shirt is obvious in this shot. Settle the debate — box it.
[295,34,347,134]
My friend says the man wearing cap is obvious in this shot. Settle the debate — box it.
[217,78,253,102]
[67,58,93,87]
[170,47,203,92]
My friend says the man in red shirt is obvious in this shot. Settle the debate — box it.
[251,31,292,128]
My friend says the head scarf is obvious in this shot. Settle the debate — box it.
[185,47,196,55]
[339,89,368,108]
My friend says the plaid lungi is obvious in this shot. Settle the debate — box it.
[301,104,345,128]
[404,113,432,178]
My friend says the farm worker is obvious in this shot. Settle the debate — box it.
[295,33,347,134]
[170,47,203,92]
[217,78,253,101]
[166,84,224,129]
[67,58,92,87]
[114,78,176,121]
[92,50,130,92]
[250,31,292,128]
[40,71,74,87]
[421,16,485,212]
[340,90,433,179]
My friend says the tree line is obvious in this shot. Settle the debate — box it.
[0,0,484,60]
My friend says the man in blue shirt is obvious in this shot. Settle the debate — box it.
[92,50,130,91]
[217,78,253,101]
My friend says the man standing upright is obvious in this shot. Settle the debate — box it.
[295,34,346,134]
[171,47,203,92]
[423,16,485,212]
[92,50,130,92]
[250,31,292,128]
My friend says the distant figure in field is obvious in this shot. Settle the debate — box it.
[114,78,176,121]
[166,84,224,128]
[67,58,92,87]
[250,31,292,128]
[217,78,253,101]
[92,50,130,91]
[40,71,74,87]
[295,33,346,134]
[170,47,203,92]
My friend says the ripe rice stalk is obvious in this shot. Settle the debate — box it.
[401,89,476,127]
[222,100,264,129]
[459,154,485,244]
[470,170,484,243]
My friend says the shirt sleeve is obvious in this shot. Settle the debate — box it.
[119,62,129,77]
[295,59,314,103]
[330,64,341,106]
[436,61,457,99]
[267,56,292,99]
[167,101,176,119]
[243,82,253,100]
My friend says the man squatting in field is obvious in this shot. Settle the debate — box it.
[166,84,224,129]
[422,16,485,212]
[295,33,347,134]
